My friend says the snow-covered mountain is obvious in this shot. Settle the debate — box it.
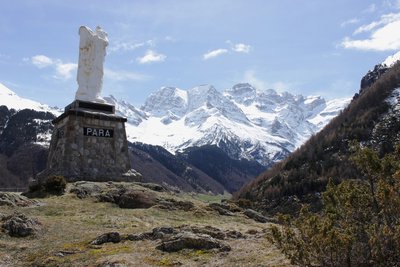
[117,51,399,166]
[0,83,61,115]
[0,83,61,147]
[117,84,350,166]
[382,50,400,67]
[0,82,350,167]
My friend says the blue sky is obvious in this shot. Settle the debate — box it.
[1,0,400,107]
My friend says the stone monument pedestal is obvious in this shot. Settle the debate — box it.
[43,100,136,181]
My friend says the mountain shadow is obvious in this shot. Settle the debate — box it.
[178,145,265,192]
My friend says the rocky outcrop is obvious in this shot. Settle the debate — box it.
[91,225,244,252]
[90,232,121,245]
[116,190,157,209]
[360,64,389,91]
[126,227,176,241]
[69,181,104,199]
[0,192,38,207]
[97,188,157,209]
[1,213,42,237]
[156,232,231,252]
[207,202,242,216]
[70,182,196,211]
[157,198,195,211]
[244,209,272,223]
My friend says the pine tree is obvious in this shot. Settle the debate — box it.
[268,142,400,266]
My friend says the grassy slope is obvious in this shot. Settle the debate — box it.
[0,183,291,267]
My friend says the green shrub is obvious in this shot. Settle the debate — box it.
[28,182,43,193]
[44,176,66,195]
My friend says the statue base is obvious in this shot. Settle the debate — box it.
[41,100,139,182]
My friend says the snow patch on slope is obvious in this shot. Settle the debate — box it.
[0,83,61,115]
[383,51,400,67]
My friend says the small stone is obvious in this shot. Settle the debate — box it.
[246,229,258,235]
[90,232,121,245]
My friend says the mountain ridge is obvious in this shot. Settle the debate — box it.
[0,81,348,193]
[0,81,350,168]
[118,83,350,166]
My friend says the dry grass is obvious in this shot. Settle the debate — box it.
[0,183,293,266]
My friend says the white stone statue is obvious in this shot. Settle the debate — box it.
[75,26,108,103]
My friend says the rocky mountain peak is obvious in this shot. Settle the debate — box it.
[226,83,257,96]
[122,82,349,166]
[104,95,147,126]
[224,83,257,105]
[360,51,400,92]
[142,86,188,118]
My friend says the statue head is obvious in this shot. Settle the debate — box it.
[95,26,108,43]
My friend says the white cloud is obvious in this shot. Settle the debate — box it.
[105,68,150,81]
[110,41,145,52]
[243,70,291,92]
[226,40,252,53]
[343,21,400,51]
[353,13,400,34]
[232,43,251,53]
[31,55,54,68]
[54,63,77,80]
[203,49,228,60]
[136,50,166,64]
[340,18,360,27]
[29,54,149,82]
[30,55,77,80]
[109,39,155,53]
[203,42,251,60]
[341,12,400,51]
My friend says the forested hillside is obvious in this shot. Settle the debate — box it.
[236,61,400,215]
